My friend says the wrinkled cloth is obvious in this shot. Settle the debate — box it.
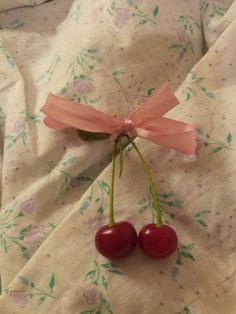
[0,0,236,313]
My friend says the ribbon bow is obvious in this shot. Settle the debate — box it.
[41,83,196,154]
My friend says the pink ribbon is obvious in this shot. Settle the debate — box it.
[41,83,196,154]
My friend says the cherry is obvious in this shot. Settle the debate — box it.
[95,221,137,260]
[138,224,177,258]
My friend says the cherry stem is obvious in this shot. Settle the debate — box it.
[126,134,163,227]
[109,140,117,227]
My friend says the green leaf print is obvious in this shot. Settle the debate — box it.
[2,237,7,253]
[85,261,122,288]
[86,270,96,278]
[5,110,40,148]
[198,129,234,154]
[107,0,116,16]
[37,52,60,90]
[97,207,104,214]
[181,243,194,249]
[196,219,208,228]
[170,15,200,59]
[131,4,158,26]
[0,39,16,67]
[20,224,32,237]
[101,181,110,195]
[0,205,33,256]
[139,192,180,224]
[147,88,156,97]
[212,146,223,154]
[195,210,211,218]
[82,263,118,314]
[17,274,56,309]
[107,269,123,275]
[174,244,195,276]
[153,6,159,17]
[100,263,118,269]
[80,74,93,81]
[80,200,90,214]
[181,251,195,261]
[226,132,232,145]
[19,276,29,285]
[49,273,55,292]
[37,296,46,306]
[201,1,228,18]
[170,44,184,49]
[102,275,108,290]
[101,296,113,313]
[70,4,81,23]
[182,307,192,314]
[182,72,215,101]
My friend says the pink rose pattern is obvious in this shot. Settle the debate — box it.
[74,79,95,94]
[96,68,110,78]
[21,199,34,215]
[83,285,98,305]
[177,26,187,42]
[13,117,26,133]
[24,226,44,245]
[85,213,105,231]
[10,291,28,308]
[114,8,130,29]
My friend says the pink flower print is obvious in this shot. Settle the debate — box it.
[13,118,26,133]
[195,138,203,155]
[114,8,130,29]
[10,291,28,308]
[96,68,110,78]
[74,80,95,95]
[21,199,34,215]
[24,226,44,245]
[69,177,83,187]
[87,214,105,231]
[177,26,187,42]
[83,285,98,305]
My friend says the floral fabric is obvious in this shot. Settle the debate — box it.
[0,0,236,313]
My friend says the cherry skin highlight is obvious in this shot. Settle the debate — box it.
[95,221,137,260]
[138,224,177,258]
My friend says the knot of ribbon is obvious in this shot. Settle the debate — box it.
[41,83,196,154]
[123,119,135,134]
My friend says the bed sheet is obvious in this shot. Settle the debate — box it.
[0,0,236,313]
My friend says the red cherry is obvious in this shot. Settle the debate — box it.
[138,224,177,258]
[95,221,137,260]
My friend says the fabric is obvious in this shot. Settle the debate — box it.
[0,0,235,313]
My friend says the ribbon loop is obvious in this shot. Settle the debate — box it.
[41,83,197,154]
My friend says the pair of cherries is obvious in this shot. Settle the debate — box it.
[94,134,178,260]
[95,222,177,260]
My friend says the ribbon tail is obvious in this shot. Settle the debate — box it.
[41,93,124,133]
[44,117,71,129]
[136,128,197,155]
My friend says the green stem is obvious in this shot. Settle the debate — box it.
[0,209,13,222]
[93,261,101,285]
[109,141,117,227]
[126,135,162,227]
[207,142,233,150]
[0,226,20,240]
[96,180,104,209]
[32,292,55,299]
